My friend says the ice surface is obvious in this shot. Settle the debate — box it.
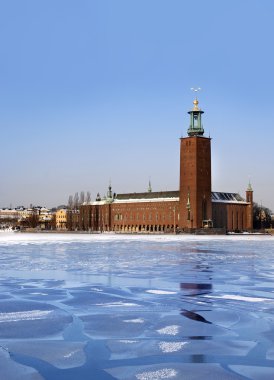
[1,341,86,369]
[0,300,72,338]
[0,347,43,380]
[80,313,149,339]
[0,233,273,379]
[229,365,274,379]
[106,363,245,380]
[107,338,256,359]
[266,344,274,360]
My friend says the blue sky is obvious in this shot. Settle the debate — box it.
[0,0,273,211]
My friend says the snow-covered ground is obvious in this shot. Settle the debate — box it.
[0,232,274,379]
[0,231,273,244]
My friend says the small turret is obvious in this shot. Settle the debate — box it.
[107,182,113,199]
[246,181,253,203]
[187,98,204,136]
[246,181,253,230]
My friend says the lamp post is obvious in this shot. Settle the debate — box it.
[173,207,176,234]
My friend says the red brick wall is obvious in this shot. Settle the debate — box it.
[111,201,179,232]
[212,202,251,231]
[80,201,180,232]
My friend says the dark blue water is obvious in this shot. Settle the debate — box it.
[0,233,274,379]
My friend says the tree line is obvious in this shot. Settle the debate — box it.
[67,191,91,210]
[253,202,272,229]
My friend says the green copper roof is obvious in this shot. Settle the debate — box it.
[247,181,253,191]
[187,99,204,136]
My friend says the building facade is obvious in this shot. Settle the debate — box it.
[79,99,253,233]
[56,209,67,230]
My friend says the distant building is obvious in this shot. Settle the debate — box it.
[78,98,253,233]
[36,207,53,230]
[0,208,20,223]
[56,209,67,230]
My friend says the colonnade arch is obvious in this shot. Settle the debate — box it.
[112,224,179,233]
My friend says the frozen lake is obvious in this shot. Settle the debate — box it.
[0,233,274,379]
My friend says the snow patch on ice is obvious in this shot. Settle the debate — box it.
[157,325,180,336]
[91,288,103,292]
[95,301,141,307]
[63,349,81,358]
[123,318,144,323]
[30,292,48,296]
[118,340,138,344]
[0,310,52,323]
[159,341,188,353]
[146,290,177,295]
[205,294,272,302]
[136,368,177,380]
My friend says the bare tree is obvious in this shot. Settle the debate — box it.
[253,202,272,229]
[80,191,85,205]
[26,212,40,228]
[49,213,56,230]
[73,192,79,210]
[66,210,73,230]
[86,191,91,204]
[68,195,73,209]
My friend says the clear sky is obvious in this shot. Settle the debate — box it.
[0,0,273,211]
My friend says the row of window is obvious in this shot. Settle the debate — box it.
[114,212,179,222]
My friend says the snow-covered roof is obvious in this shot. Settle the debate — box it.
[211,192,248,204]
[82,190,249,206]
[113,197,179,204]
[116,191,180,200]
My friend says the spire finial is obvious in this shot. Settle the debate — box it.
[191,87,201,110]
[148,178,152,193]
[107,180,113,199]
[186,191,191,209]
[247,179,253,192]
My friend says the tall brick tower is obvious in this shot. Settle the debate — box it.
[179,98,212,230]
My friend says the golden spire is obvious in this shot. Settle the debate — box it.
[193,98,200,111]
[190,87,201,111]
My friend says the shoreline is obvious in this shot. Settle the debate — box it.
[16,229,273,236]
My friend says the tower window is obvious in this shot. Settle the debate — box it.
[202,199,207,220]
[187,210,190,221]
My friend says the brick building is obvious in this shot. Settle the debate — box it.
[79,98,253,233]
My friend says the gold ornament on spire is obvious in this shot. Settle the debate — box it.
[190,87,201,111]
[193,98,199,111]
